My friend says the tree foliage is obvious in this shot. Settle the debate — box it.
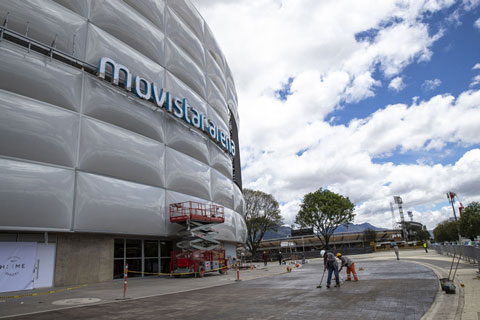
[244,189,283,256]
[295,188,355,249]
[406,224,430,241]
[363,228,377,244]
[458,202,480,241]
[433,219,458,243]
[420,225,431,242]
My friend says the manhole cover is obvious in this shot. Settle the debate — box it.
[52,298,101,305]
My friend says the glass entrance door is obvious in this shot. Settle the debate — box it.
[114,239,170,279]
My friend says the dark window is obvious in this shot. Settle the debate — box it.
[114,239,124,258]
[126,239,142,258]
[144,258,159,276]
[144,241,159,258]
[126,258,142,277]
[113,260,125,279]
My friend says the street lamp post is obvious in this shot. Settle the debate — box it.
[447,191,461,241]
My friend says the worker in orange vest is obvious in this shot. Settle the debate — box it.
[337,253,358,281]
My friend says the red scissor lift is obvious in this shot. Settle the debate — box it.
[169,201,227,277]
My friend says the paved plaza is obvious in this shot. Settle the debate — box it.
[0,249,478,320]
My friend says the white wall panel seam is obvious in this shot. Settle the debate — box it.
[123,0,165,33]
[163,1,169,235]
[165,7,205,68]
[0,45,83,112]
[86,22,164,77]
[0,88,79,117]
[50,0,89,23]
[78,112,166,147]
[71,70,87,232]
[73,169,165,190]
[89,1,166,66]
[167,0,204,44]
[0,155,75,172]
[165,38,206,98]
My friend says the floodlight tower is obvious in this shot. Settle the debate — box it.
[407,211,413,221]
[394,196,408,246]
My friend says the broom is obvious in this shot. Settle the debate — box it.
[317,268,326,288]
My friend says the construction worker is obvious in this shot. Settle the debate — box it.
[423,242,428,253]
[336,253,358,281]
[393,243,400,260]
[322,250,340,288]
[263,251,268,266]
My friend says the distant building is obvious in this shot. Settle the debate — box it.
[291,228,314,237]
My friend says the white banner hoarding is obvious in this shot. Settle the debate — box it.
[280,241,295,247]
[0,242,37,293]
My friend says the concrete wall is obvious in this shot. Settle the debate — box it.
[54,233,114,286]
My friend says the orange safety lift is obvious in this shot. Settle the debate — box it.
[169,201,227,277]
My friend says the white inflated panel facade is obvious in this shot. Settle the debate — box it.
[0,0,246,244]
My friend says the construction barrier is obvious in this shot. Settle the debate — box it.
[0,262,302,300]
[235,257,240,281]
[431,244,480,273]
[123,263,128,298]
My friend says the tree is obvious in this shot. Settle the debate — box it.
[419,225,431,242]
[295,188,355,249]
[406,223,430,241]
[433,219,458,243]
[363,228,377,244]
[458,202,480,241]
[243,189,283,256]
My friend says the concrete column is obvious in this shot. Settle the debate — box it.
[54,233,114,286]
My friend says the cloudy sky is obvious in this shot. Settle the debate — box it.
[192,0,480,230]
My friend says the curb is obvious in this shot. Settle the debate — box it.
[410,260,464,320]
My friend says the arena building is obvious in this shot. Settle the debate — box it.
[0,0,246,292]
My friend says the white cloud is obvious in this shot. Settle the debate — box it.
[388,77,405,92]
[473,63,480,69]
[422,78,442,91]
[192,0,480,231]
[474,17,480,29]
[471,75,480,87]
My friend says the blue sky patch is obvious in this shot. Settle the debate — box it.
[275,77,295,101]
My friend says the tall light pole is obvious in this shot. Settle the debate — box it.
[447,191,460,241]
[394,196,408,247]
[447,192,458,222]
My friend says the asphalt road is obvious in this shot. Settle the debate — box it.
[5,259,438,320]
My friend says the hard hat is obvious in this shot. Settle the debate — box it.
[320,250,326,257]
[336,253,342,257]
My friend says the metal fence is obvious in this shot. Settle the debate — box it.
[431,244,480,272]
[251,246,374,262]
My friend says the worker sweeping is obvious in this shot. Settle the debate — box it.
[322,250,340,288]
[336,253,358,281]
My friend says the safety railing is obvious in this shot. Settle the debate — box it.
[0,24,96,73]
[431,244,480,272]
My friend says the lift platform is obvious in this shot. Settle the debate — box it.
[170,201,224,224]
[169,201,224,251]
[169,201,227,277]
